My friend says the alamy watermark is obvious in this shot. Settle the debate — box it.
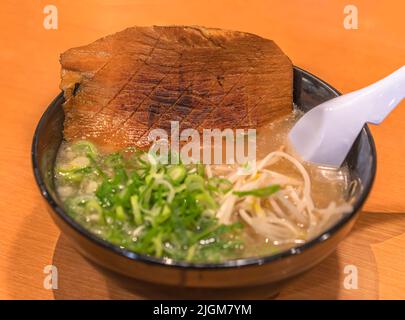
[343,4,359,30]
[43,265,58,290]
[148,121,257,174]
[43,5,58,30]
[343,264,359,290]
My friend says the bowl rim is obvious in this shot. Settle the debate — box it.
[32,66,377,269]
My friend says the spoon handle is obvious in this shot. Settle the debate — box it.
[357,65,405,124]
[288,66,405,167]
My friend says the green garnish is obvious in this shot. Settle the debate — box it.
[130,195,143,225]
[233,185,280,197]
[167,165,187,185]
[56,141,244,262]
[71,140,98,157]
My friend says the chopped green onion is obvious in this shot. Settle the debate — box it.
[57,141,245,262]
[208,177,232,193]
[185,174,205,192]
[115,205,127,221]
[57,166,93,182]
[196,163,205,177]
[152,233,163,257]
[85,199,104,223]
[155,205,171,224]
[130,195,143,225]
[167,165,187,185]
[233,185,280,197]
[71,140,98,157]
[195,191,217,210]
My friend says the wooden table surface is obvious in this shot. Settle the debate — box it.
[0,0,404,300]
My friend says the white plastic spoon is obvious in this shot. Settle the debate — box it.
[288,66,405,167]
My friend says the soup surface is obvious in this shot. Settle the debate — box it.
[55,112,354,263]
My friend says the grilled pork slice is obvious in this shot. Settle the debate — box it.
[60,26,293,150]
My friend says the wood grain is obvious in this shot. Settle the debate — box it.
[0,0,404,299]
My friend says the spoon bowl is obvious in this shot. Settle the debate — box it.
[289,66,405,167]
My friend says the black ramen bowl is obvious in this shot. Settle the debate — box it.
[32,67,376,296]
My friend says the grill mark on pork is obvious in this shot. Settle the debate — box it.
[128,53,184,127]
[176,59,249,131]
[60,26,293,150]
[122,45,233,145]
[112,74,167,128]
[137,83,193,143]
[195,69,249,131]
[147,51,227,137]
[114,56,186,144]
[91,32,164,119]
[117,75,167,129]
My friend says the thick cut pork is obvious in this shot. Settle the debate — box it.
[60,26,293,150]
